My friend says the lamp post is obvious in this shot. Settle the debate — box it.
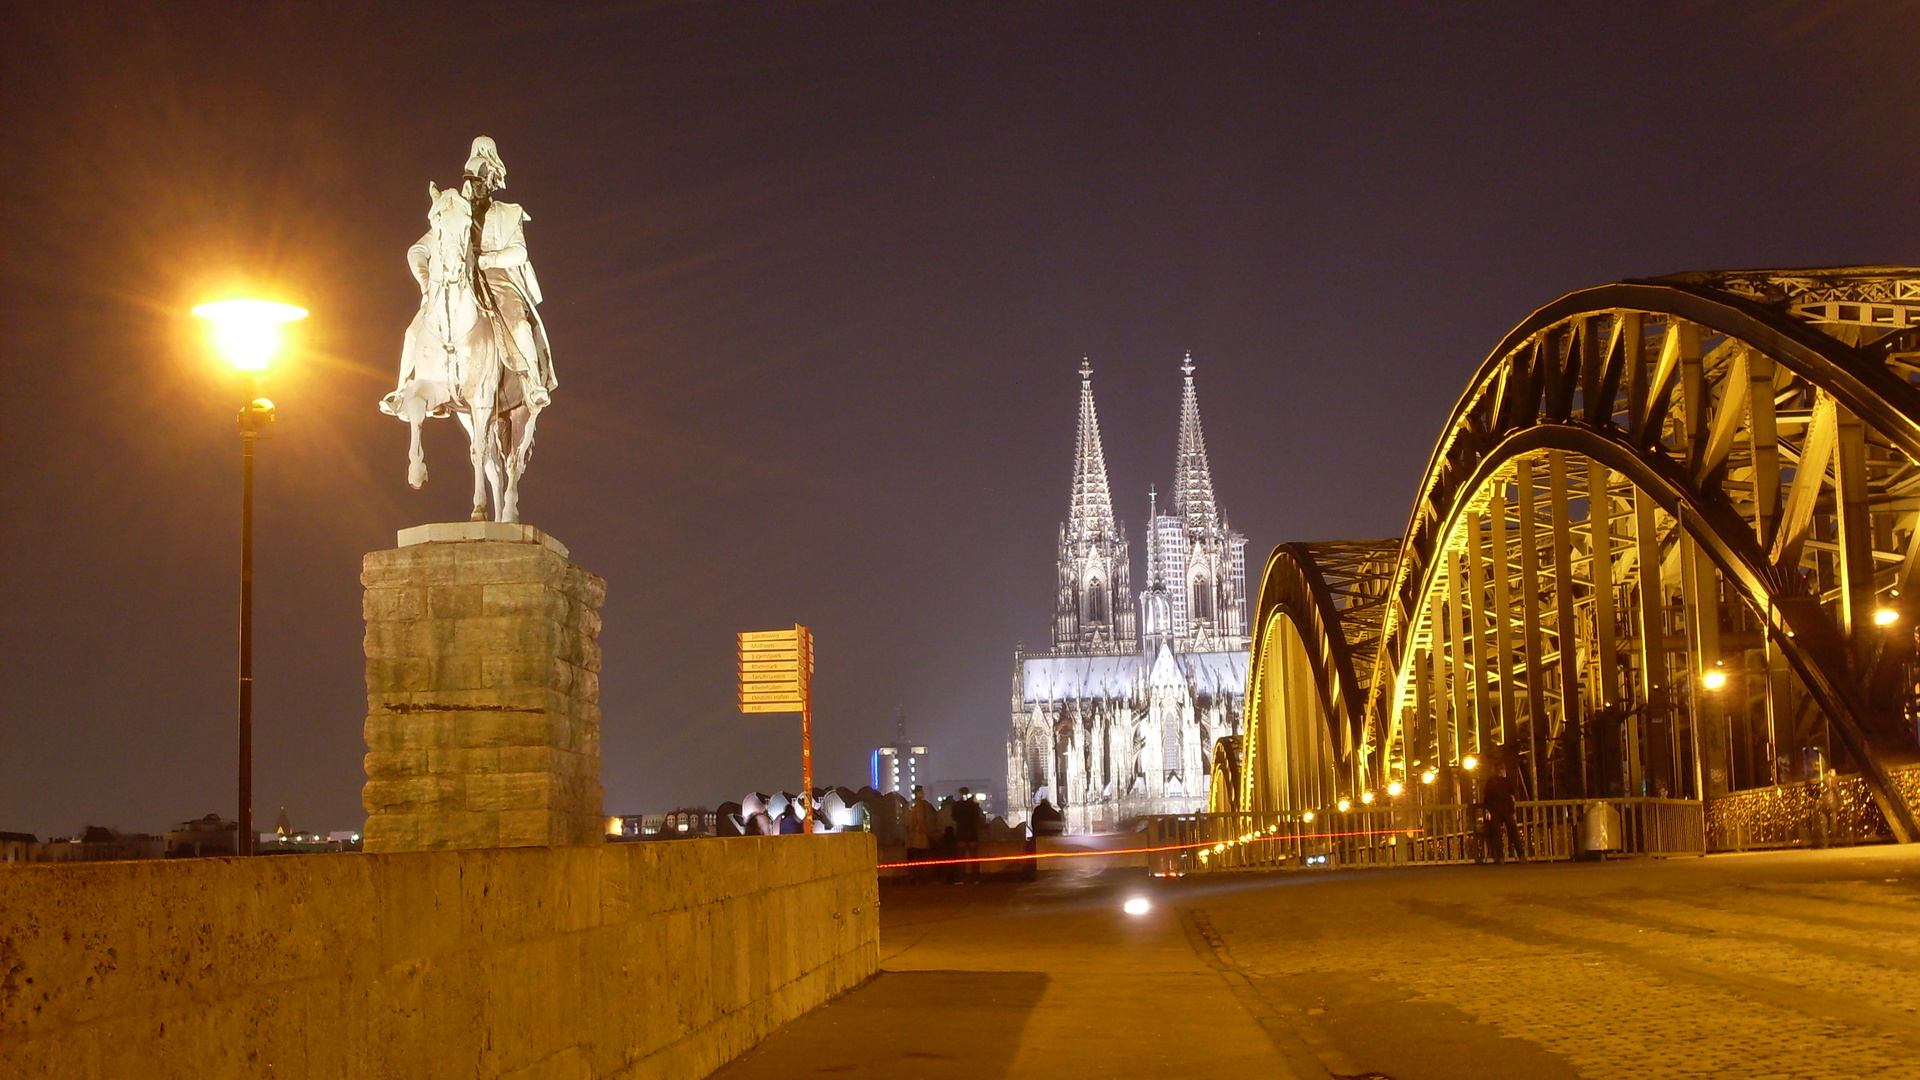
[193,299,306,856]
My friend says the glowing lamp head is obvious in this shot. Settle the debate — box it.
[1875,607,1900,627]
[1387,780,1404,797]
[1701,668,1729,691]
[1461,755,1479,771]
[1361,790,1376,805]
[1122,897,1151,916]
[193,299,307,372]
[1336,798,1352,813]
[1301,810,1315,823]
[1420,769,1437,785]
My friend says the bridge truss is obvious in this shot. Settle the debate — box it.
[1234,267,1920,842]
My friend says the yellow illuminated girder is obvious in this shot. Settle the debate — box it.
[1235,269,1920,841]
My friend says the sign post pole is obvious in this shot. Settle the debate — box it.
[798,623,814,833]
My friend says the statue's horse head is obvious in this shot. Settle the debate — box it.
[422,184,475,290]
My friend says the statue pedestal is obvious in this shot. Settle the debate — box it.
[360,523,606,852]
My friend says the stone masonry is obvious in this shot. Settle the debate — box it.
[361,524,606,851]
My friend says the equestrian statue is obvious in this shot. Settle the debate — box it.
[381,136,557,523]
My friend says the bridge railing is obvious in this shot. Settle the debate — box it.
[1139,798,1705,876]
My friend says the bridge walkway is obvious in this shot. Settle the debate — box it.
[709,846,1920,1080]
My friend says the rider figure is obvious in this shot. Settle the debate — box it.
[382,136,555,416]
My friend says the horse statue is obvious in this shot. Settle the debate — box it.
[381,137,555,524]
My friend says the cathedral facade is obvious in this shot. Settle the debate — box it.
[1007,357,1250,833]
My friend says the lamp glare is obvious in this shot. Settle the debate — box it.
[193,299,308,372]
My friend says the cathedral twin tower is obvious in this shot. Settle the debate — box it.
[1009,357,1251,832]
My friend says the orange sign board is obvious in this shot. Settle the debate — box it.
[738,625,813,715]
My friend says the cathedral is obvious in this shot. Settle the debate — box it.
[1007,357,1250,833]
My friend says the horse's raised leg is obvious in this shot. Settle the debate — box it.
[403,390,430,489]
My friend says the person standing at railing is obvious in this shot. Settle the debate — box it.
[1482,764,1525,863]
[906,786,935,882]
[952,787,987,881]
[1815,768,1840,848]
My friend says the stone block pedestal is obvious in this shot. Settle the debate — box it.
[361,522,606,852]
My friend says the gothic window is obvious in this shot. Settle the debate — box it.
[1087,579,1108,624]
[1190,574,1213,623]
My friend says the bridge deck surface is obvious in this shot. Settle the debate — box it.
[707,846,1920,1080]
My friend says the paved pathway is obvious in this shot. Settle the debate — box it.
[710,846,1920,1079]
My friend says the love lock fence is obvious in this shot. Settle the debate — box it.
[1141,797,1706,876]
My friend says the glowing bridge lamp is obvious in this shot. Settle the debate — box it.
[1701,663,1729,692]
[194,297,306,858]
[1360,790,1376,805]
[1336,797,1352,813]
[1301,810,1316,823]
[1387,780,1405,797]
[1461,754,1480,771]
[1420,769,1437,785]
[193,298,308,372]
[1874,607,1900,627]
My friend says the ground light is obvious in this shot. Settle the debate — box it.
[1123,897,1151,916]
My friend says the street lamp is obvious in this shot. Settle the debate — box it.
[193,298,305,856]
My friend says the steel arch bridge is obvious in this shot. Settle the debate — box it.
[1232,268,1920,843]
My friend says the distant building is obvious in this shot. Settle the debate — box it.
[1008,358,1249,832]
[871,715,927,797]
[30,826,166,862]
[2,831,39,864]
[165,814,239,857]
[661,808,716,836]
[608,809,716,839]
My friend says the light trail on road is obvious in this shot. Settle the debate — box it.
[875,827,1425,869]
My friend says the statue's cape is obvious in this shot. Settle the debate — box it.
[476,200,555,392]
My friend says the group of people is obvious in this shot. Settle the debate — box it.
[903,785,989,882]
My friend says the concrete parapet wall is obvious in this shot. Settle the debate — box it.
[0,834,878,1079]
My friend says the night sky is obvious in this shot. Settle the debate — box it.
[4,3,1919,838]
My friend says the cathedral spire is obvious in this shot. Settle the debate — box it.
[1068,357,1117,540]
[1053,357,1136,654]
[1173,352,1220,530]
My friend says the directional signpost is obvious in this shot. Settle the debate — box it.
[738,625,816,831]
